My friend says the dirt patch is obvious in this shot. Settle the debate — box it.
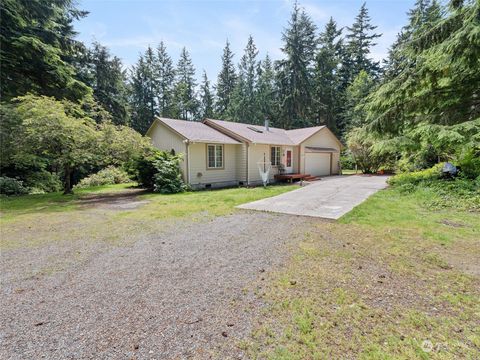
[79,188,150,210]
[438,219,468,228]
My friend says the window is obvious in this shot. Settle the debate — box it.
[271,146,281,166]
[207,144,223,169]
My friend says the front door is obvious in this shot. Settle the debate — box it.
[284,147,293,173]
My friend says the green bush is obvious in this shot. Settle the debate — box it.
[0,177,29,195]
[24,171,62,194]
[153,152,187,194]
[75,166,131,188]
[387,164,443,186]
[340,151,356,170]
[130,150,186,194]
[457,149,480,180]
[389,164,480,211]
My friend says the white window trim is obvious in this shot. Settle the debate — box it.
[207,144,224,169]
[271,146,281,166]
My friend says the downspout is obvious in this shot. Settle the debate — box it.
[185,140,191,184]
[246,142,249,186]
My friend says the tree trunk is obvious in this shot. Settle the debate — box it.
[63,165,73,195]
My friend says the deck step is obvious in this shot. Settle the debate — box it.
[303,176,320,181]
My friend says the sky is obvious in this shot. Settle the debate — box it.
[75,0,416,80]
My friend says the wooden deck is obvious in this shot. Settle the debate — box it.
[274,173,318,183]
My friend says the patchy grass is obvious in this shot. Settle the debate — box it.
[0,183,298,249]
[242,187,480,359]
[0,183,136,219]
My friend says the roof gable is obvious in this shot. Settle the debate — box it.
[149,117,240,144]
[205,118,295,145]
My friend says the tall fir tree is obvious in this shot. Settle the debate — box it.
[215,40,237,118]
[172,47,198,120]
[256,54,278,126]
[228,35,260,123]
[77,42,130,125]
[341,2,382,87]
[383,0,442,80]
[129,51,157,134]
[312,18,343,134]
[199,71,214,119]
[154,41,176,118]
[276,2,317,129]
[0,0,91,101]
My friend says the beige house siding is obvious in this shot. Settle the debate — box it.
[147,121,187,179]
[300,128,341,175]
[248,144,276,183]
[188,143,239,187]
[236,143,248,183]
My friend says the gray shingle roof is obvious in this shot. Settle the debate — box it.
[285,126,326,144]
[155,117,240,144]
[205,119,326,145]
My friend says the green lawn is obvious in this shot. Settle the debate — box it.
[241,187,480,359]
[0,183,298,249]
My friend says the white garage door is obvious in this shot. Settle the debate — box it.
[305,152,331,176]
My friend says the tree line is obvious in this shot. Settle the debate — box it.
[1,0,478,192]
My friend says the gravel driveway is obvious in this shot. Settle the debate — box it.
[1,211,314,359]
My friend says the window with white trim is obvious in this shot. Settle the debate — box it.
[270,146,281,166]
[207,144,223,169]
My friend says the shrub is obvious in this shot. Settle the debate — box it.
[24,171,62,193]
[387,164,443,186]
[0,177,29,196]
[457,148,480,180]
[130,150,186,194]
[340,151,356,170]
[153,152,187,194]
[75,166,131,188]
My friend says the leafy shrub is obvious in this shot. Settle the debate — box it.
[389,164,480,211]
[24,171,62,193]
[130,150,186,194]
[129,150,162,189]
[422,178,480,212]
[153,152,187,194]
[457,148,480,180]
[340,151,356,170]
[388,164,443,186]
[75,166,131,188]
[0,177,29,195]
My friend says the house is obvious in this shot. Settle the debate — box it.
[146,117,343,189]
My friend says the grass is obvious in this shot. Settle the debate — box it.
[0,183,298,249]
[241,186,480,359]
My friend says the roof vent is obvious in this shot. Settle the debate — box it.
[247,126,263,133]
[265,119,269,132]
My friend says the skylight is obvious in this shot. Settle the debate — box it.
[247,126,263,133]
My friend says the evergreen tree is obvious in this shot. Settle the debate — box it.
[344,70,375,130]
[0,0,91,101]
[383,0,442,80]
[276,2,317,129]
[130,54,156,134]
[312,18,343,134]
[199,71,214,119]
[77,42,130,125]
[365,0,480,160]
[228,35,260,122]
[154,41,176,117]
[172,48,198,120]
[341,3,382,86]
[215,40,237,118]
[256,54,278,126]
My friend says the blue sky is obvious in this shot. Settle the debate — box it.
[75,0,416,80]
